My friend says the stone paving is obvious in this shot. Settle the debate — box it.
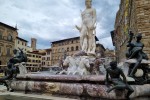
[0,85,7,92]
[0,85,77,100]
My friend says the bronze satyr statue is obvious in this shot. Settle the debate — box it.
[105,61,134,98]
[126,31,148,77]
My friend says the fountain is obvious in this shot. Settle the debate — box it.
[0,0,150,99]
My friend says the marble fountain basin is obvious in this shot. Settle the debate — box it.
[7,73,150,100]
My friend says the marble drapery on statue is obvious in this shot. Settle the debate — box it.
[76,0,96,55]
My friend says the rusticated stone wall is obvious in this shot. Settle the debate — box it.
[114,0,150,62]
[134,0,150,58]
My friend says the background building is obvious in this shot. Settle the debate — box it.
[96,43,106,57]
[15,37,28,52]
[104,48,116,63]
[26,46,33,52]
[26,50,45,72]
[51,37,105,65]
[51,37,80,65]
[0,22,18,65]
[31,38,37,51]
[41,48,51,70]
[112,0,150,62]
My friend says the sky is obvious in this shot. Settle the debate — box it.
[0,0,120,50]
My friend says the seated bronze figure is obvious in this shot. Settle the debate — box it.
[126,31,148,78]
[105,61,134,98]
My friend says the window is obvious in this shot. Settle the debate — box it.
[8,34,13,41]
[59,43,61,46]
[0,31,2,39]
[18,41,19,44]
[71,47,74,51]
[47,57,50,61]
[76,40,78,43]
[7,48,10,56]
[0,47,1,54]
[67,47,69,51]
[62,48,64,52]
[71,40,73,43]
[22,42,24,45]
[47,51,50,55]
[76,46,79,50]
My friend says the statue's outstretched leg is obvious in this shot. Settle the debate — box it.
[125,84,134,98]
[106,85,125,93]
[129,52,142,77]
[0,80,9,91]
[107,84,134,99]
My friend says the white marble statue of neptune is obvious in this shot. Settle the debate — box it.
[76,0,96,55]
